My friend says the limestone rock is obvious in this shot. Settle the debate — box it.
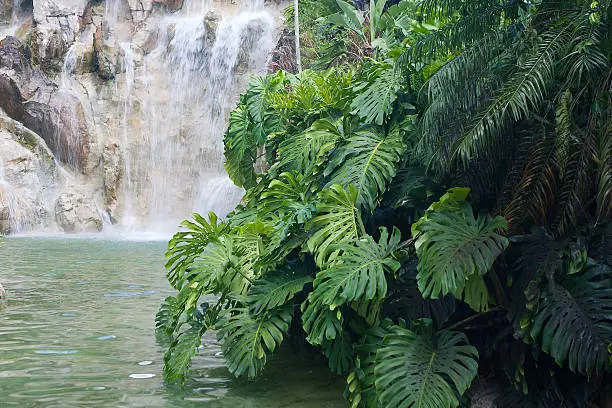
[0,36,92,171]
[55,190,102,233]
[153,0,185,13]
[0,112,57,234]
[93,23,116,80]
[0,206,9,235]
[127,0,153,23]
[102,141,122,213]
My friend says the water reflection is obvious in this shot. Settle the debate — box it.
[0,237,344,407]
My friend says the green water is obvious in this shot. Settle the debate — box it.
[0,237,344,408]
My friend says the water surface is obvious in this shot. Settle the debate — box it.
[0,237,344,407]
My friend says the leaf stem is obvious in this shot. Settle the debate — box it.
[439,306,505,333]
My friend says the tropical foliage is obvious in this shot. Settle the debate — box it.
[158,0,611,406]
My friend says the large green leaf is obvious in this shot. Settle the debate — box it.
[307,227,401,327]
[165,212,228,289]
[326,127,405,214]
[192,236,253,296]
[224,103,257,188]
[374,327,479,408]
[277,119,343,178]
[163,320,206,382]
[530,260,612,375]
[247,270,314,315]
[350,62,402,126]
[217,305,292,378]
[411,189,508,311]
[306,184,366,267]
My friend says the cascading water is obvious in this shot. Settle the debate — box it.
[115,0,277,232]
[0,0,282,235]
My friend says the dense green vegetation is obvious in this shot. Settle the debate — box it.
[158,0,611,406]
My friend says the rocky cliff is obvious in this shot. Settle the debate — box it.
[0,0,284,234]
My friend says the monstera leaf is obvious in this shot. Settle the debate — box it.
[277,119,343,178]
[529,260,612,375]
[307,184,366,267]
[326,127,405,214]
[247,269,314,315]
[163,322,206,382]
[350,61,403,126]
[217,305,292,378]
[411,188,509,311]
[374,326,479,408]
[307,227,402,327]
[165,212,229,289]
[224,103,257,188]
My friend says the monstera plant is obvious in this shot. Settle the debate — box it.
[158,0,611,406]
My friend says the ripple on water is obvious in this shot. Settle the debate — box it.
[96,335,117,341]
[128,373,156,379]
[34,350,79,355]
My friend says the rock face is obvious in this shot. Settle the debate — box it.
[0,112,57,234]
[54,190,102,232]
[0,36,92,172]
[0,0,284,233]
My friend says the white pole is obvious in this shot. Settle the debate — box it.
[294,0,302,72]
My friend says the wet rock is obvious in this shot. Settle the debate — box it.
[132,23,159,55]
[0,112,57,234]
[203,10,219,48]
[153,0,184,13]
[55,190,102,233]
[127,0,153,23]
[93,23,116,80]
[0,206,9,235]
[0,36,92,171]
[102,141,122,214]
[69,41,96,74]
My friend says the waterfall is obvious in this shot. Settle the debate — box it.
[0,0,281,235]
[0,158,35,233]
[115,0,277,232]
[119,42,137,229]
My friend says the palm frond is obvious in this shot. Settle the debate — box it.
[454,23,575,164]
[529,259,612,375]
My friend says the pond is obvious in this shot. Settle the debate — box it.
[0,237,344,407]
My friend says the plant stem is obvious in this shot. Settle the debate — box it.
[440,306,505,333]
